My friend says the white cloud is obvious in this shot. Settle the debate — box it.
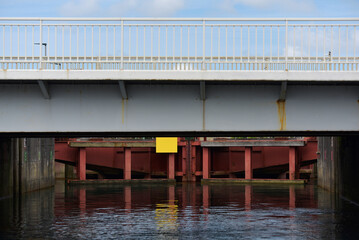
[219,0,316,14]
[144,0,185,16]
[59,0,101,16]
[59,0,185,17]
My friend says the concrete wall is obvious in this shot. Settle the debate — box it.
[0,139,13,198]
[318,136,359,203]
[21,138,55,193]
[0,138,55,198]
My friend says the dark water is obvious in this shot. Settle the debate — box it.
[1,182,359,239]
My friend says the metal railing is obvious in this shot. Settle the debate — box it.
[0,18,358,71]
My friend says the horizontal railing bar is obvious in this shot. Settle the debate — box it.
[123,24,287,27]
[0,56,359,64]
[1,56,358,60]
[287,24,359,27]
[1,17,359,22]
[0,24,39,26]
[0,23,357,27]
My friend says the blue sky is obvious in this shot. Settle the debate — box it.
[0,0,358,18]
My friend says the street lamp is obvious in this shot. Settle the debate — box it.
[34,42,47,56]
[34,42,61,68]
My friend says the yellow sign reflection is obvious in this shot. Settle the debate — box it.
[155,201,178,231]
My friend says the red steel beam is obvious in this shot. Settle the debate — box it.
[289,147,297,180]
[245,147,252,180]
[124,148,132,180]
[77,148,86,180]
[203,147,210,179]
[168,153,175,179]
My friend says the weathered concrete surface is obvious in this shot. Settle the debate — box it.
[0,138,55,198]
[0,139,13,199]
[318,136,359,203]
[21,138,55,193]
[55,162,65,179]
[65,165,76,180]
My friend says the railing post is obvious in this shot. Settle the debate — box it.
[202,19,206,70]
[285,19,288,71]
[121,19,124,70]
[39,19,43,69]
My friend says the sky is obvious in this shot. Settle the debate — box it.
[0,0,358,18]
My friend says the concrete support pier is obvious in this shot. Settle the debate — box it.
[0,138,55,199]
[317,136,359,203]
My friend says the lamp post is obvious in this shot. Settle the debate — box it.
[34,43,47,56]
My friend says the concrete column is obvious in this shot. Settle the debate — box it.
[203,147,210,179]
[245,147,252,180]
[168,153,175,179]
[289,147,297,180]
[124,148,132,180]
[65,164,76,180]
[77,148,86,180]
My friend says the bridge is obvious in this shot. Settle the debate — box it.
[55,137,317,181]
[0,18,358,136]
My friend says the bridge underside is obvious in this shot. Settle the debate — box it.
[0,77,359,137]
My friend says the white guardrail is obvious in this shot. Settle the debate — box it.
[0,18,358,71]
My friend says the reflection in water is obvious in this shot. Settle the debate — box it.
[155,202,178,231]
[154,185,178,232]
[2,181,359,239]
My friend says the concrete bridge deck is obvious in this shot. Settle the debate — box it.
[0,18,358,135]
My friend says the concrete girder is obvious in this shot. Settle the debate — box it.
[2,70,359,82]
[200,81,206,100]
[37,80,50,99]
[279,81,287,101]
[118,80,128,99]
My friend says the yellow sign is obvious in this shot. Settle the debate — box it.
[156,137,178,153]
